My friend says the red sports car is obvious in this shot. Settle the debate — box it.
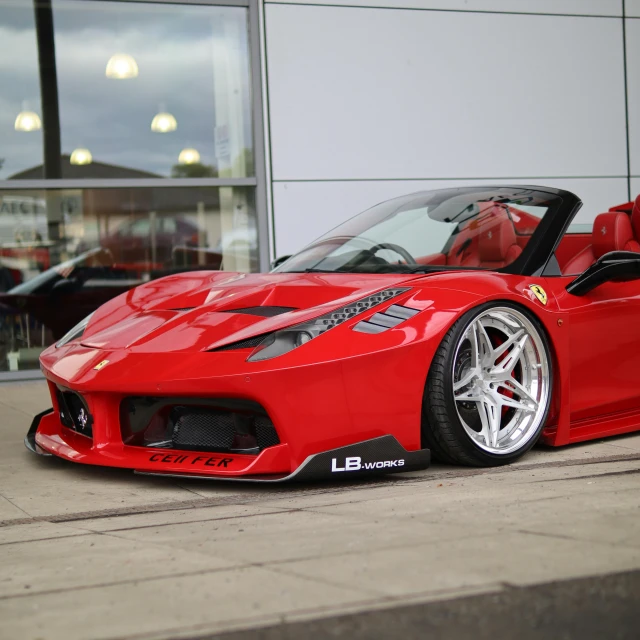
[26,186,640,482]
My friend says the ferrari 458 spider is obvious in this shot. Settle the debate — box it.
[26,186,640,482]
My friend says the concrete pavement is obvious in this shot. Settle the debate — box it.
[1,381,640,639]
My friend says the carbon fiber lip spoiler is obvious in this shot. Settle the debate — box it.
[24,408,54,456]
[135,435,431,483]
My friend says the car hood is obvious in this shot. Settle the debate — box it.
[79,271,428,353]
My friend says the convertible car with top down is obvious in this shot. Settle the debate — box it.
[26,186,640,482]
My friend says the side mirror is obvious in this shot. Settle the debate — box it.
[271,255,292,270]
[566,251,640,296]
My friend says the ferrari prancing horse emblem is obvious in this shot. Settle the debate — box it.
[94,359,110,371]
[529,284,547,306]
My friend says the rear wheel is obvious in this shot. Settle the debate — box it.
[422,303,552,466]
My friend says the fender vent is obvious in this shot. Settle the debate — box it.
[223,306,297,317]
[213,334,270,351]
[353,304,419,334]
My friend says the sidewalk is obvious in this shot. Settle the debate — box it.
[2,381,640,640]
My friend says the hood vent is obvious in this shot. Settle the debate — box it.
[223,306,297,317]
[213,334,270,351]
[353,304,419,334]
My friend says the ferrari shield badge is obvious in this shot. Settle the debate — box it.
[529,284,547,306]
[94,359,109,371]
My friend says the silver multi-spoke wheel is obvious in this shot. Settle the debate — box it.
[452,307,550,455]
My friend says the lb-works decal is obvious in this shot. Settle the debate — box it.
[331,456,405,472]
[293,435,429,481]
[135,436,430,483]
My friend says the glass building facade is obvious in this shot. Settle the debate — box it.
[0,0,267,374]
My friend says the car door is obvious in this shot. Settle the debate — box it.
[556,278,640,422]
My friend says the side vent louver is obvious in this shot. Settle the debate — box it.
[224,306,297,317]
[353,304,419,334]
[213,334,270,351]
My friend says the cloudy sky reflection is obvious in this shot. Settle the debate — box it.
[0,0,253,179]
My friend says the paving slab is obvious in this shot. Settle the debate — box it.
[0,566,378,640]
[274,530,640,597]
[0,530,240,599]
[0,521,89,546]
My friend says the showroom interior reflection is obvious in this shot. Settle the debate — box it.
[0,0,262,374]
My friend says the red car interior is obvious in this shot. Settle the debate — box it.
[417,204,532,268]
[561,195,640,275]
[419,194,640,276]
[476,217,523,268]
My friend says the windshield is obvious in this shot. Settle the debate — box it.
[276,187,563,275]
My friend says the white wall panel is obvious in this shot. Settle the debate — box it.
[627,18,640,175]
[632,178,640,199]
[266,1,622,18]
[266,6,627,181]
[273,178,628,256]
[626,1,640,17]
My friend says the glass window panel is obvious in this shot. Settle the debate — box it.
[0,0,254,179]
[0,5,43,179]
[0,186,258,372]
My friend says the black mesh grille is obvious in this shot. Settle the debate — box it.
[172,409,236,450]
[120,397,280,454]
[214,334,269,351]
[255,416,281,449]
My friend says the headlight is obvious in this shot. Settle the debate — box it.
[247,288,409,362]
[55,312,94,348]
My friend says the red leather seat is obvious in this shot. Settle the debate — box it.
[630,194,640,247]
[476,218,522,268]
[563,211,640,275]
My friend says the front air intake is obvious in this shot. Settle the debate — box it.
[120,397,280,454]
[56,387,93,438]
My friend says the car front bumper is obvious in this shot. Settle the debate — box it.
[26,408,430,482]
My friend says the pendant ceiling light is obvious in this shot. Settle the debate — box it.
[105,53,139,79]
[151,107,177,133]
[14,102,41,132]
[178,148,200,165]
[70,148,93,165]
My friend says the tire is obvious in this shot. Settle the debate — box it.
[422,302,553,467]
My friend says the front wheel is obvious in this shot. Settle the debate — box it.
[422,303,552,466]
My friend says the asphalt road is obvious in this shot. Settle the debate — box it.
[206,570,640,640]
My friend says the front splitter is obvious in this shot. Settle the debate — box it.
[25,409,430,482]
[136,435,431,483]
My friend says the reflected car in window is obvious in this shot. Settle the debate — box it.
[0,248,144,341]
[78,216,201,268]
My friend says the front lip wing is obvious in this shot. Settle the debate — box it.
[24,409,54,456]
[25,409,430,482]
[136,435,431,483]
